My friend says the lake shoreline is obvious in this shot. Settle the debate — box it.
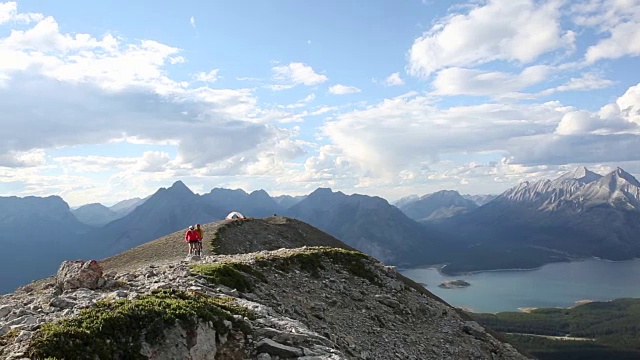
[400,257,640,313]
[406,256,640,277]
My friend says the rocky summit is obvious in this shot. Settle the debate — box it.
[0,217,527,359]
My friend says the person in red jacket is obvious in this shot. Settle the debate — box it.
[184,225,199,256]
[194,224,203,256]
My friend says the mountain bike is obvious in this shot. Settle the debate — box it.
[189,241,202,257]
[194,241,202,257]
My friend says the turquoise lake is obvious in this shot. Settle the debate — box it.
[400,258,640,313]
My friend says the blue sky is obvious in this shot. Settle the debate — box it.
[1,0,640,206]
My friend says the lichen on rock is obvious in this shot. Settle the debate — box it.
[55,259,103,291]
[26,289,251,359]
[254,247,382,286]
[190,263,267,293]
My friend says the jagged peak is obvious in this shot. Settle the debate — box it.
[602,167,640,187]
[307,187,344,198]
[512,180,531,189]
[169,180,188,188]
[249,189,271,198]
[556,166,602,183]
[311,187,333,193]
[163,180,195,197]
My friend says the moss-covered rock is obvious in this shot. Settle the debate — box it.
[191,247,381,294]
[0,328,19,347]
[256,247,382,286]
[190,263,267,292]
[26,289,251,360]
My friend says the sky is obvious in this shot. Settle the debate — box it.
[1,0,640,206]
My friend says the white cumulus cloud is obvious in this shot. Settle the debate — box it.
[195,69,219,83]
[572,0,640,63]
[384,72,404,86]
[0,1,43,24]
[408,0,572,77]
[270,62,327,90]
[432,65,551,96]
[328,84,361,95]
[616,83,640,125]
[539,72,614,96]
[322,83,640,177]
[0,3,305,179]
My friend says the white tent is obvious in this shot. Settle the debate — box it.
[225,211,245,220]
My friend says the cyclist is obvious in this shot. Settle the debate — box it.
[194,224,204,256]
[184,225,199,256]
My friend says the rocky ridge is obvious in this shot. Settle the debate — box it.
[0,246,527,359]
[498,167,640,212]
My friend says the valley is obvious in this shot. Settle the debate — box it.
[470,298,640,360]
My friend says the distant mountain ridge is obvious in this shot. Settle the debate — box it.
[4,167,640,293]
[498,167,640,212]
[0,183,290,293]
[73,197,147,226]
[109,197,147,216]
[72,203,120,226]
[285,188,451,266]
[203,188,283,218]
[397,190,478,222]
[273,194,306,209]
[461,194,497,206]
[433,167,640,273]
[0,196,98,293]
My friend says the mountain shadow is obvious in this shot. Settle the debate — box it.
[285,188,453,266]
[0,196,100,293]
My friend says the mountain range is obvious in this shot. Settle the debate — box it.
[1,181,452,293]
[286,188,451,265]
[431,167,640,273]
[71,197,146,226]
[2,166,640,293]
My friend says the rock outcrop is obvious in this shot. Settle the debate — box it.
[55,260,104,291]
[0,245,527,359]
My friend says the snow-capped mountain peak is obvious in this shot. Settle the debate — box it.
[556,166,602,184]
[500,167,640,212]
[607,167,640,187]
